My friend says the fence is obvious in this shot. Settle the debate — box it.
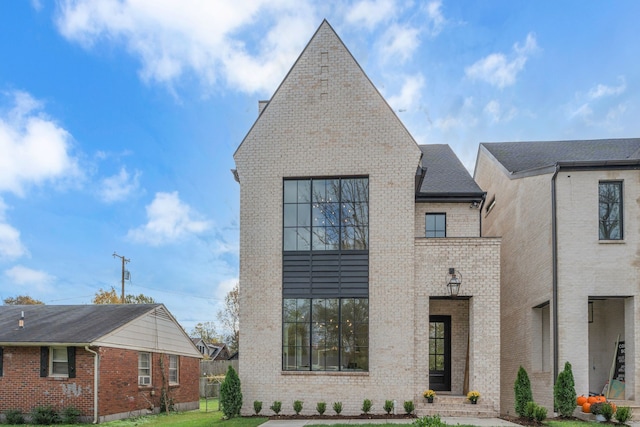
[200,359,238,377]
[200,379,220,412]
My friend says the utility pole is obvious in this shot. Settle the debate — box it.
[112,252,130,303]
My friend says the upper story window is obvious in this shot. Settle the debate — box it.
[284,178,368,251]
[599,181,623,240]
[138,352,151,386]
[426,213,446,238]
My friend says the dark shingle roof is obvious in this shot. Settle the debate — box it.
[481,138,640,175]
[417,144,484,199]
[0,304,159,344]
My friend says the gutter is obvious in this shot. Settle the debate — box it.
[551,165,560,383]
[85,346,99,424]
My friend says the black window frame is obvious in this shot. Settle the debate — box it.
[599,181,623,240]
[426,213,446,238]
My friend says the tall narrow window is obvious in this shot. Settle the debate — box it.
[168,355,179,384]
[138,352,151,386]
[50,347,69,376]
[426,213,446,237]
[599,181,623,240]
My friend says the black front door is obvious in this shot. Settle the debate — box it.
[429,315,451,391]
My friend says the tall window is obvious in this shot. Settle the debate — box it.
[599,181,623,240]
[138,352,151,386]
[284,178,368,251]
[168,355,179,384]
[50,347,68,376]
[426,213,446,237]
[283,298,368,371]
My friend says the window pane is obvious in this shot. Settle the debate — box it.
[599,182,622,240]
[298,181,311,203]
[284,180,298,203]
[52,362,68,375]
[284,204,297,226]
[297,227,311,250]
[283,228,297,250]
[297,204,310,226]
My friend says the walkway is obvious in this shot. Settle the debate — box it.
[261,418,522,427]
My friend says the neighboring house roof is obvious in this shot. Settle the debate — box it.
[416,144,485,201]
[478,138,640,178]
[0,304,202,358]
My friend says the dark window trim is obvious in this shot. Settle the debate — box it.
[425,212,446,238]
[0,347,3,376]
[598,180,623,240]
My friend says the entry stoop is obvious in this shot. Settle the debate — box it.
[573,400,640,422]
[416,395,498,418]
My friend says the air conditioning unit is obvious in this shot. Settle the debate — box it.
[138,376,151,386]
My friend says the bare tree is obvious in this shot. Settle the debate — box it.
[217,283,239,353]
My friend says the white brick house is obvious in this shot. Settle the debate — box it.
[474,139,640,414]
[233,20,501,416]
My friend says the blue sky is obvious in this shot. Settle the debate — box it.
[1,0,638,333]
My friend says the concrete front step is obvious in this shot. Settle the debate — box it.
[416,396,498,418]
[573,400,640,422]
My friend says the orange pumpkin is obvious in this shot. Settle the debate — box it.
[582,402,592,413]
[587,396,598,404]
[577,395,587,406]
[596,395,606,403]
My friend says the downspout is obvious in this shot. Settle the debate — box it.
[551,165,560,383]
[85,346,99,424]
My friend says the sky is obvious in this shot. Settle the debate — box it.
[1,0,639,334]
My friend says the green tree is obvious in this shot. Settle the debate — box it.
[220,365,242,418]
[92,286,156,304]
[217,283,239,353]
[190,321,223,344]
[4,295,44,305]
[554,361,577,417]
[514,366,533,417]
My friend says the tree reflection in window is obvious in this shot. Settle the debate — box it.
[599,181,622,240]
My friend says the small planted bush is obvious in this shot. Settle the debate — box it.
[270,401,282,415]
[333,401,343,415]
[614,406,632,424]
[554,361,576,417]
[316,401,326,415]
[61,406,81,424]
[220,365,242,419]
[600,402,614,421]
[514,366,533,417]
[362,398,372,414]
[253,400,262,415]
[404,400,415,415]
[293,400,303,415]
[524,401,537,420]
[534,405,547,422]
[31,406,59,425]
[413,415,445,427]
[383,399,394,415]
[4,409,25,425]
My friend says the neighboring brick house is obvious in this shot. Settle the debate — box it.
[233,20,501,416]
[0,304,202,423]
[474,139,640,414]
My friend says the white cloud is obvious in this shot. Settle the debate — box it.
[433,97,478,131]
[424,0,446,37]
[99,166,141,203]
[587,76,627,100]
[4,265,53,290]
[484,100,517,123]
[55,0,318,95]
[386,74,425,112]
[0,91,80,196]
[380,24,420,63]
[346,0,396,29]
[0,198,28,260]
[465,33,538,88]
[568,77,628,129]
[127,191,210,245]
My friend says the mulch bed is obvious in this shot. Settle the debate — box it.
[266,414,417,420]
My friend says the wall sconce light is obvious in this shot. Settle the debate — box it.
[447,268,462,297]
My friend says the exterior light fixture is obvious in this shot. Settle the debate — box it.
[447,268,462,297]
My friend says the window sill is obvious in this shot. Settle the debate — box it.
[599,240,625,244]
[47,376,69,380]
[282,370,368,376]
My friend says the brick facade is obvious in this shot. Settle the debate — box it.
[0,346,199,423]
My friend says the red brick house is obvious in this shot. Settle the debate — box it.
[0,304,202,423]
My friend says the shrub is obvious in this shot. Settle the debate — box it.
[404,400,415,414]
[362,399,372,414]
[30,406,59,425]
[293,400,303,415]
[534,404,548,422]
[270,401,282,415]
[383,400,394,415]
[253,401,262,415]
[413,415,446,427]
[333,401,343,415]
[554,361,577,417]
[220,365,242,418]
[590,402,603,415]
[614,406,632,424]
[316,401,326,415]
[61,406,81,424]
[524,401,537,420]
[514,366,533,417]
[4,409,25,425]
[600,402,614,421]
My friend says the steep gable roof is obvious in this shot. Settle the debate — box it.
[416,144,484,201]
[479,138,640,177]
[0,304,201,357]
